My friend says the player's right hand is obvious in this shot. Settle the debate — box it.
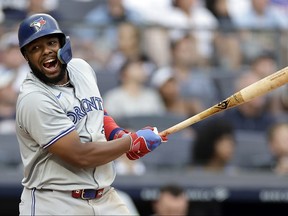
[126,127,165,160]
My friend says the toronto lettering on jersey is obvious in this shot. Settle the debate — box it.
[67,96,103,124]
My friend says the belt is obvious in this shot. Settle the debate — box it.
[72,187,110,200]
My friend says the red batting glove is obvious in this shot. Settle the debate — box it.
[126,127,166,160]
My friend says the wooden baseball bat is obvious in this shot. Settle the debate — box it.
[159,66,288,137]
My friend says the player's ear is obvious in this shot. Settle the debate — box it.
[22,51,29,61]
[20,47,29,61]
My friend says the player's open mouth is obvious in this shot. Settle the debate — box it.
[43,58,59,72]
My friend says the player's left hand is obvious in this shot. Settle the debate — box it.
[150,126,168,142]
[126,126,168,160]
[113,126,168,142]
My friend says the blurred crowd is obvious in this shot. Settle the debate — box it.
[0,0,288,177]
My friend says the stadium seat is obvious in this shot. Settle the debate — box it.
[97,72,120,96]
[140,135,193,170]
[231,130,272,169]
[0,133,21,166]
[115,114,187,132]
[57,0,103,22]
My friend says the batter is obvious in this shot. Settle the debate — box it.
[16,13,166,215]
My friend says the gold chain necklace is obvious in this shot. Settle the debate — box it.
[53,80,70,87]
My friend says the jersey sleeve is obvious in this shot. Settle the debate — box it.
[17,91,75,149]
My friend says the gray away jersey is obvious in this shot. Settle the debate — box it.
[16,58,116,191]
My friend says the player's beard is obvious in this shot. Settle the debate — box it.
[28,61,67,85]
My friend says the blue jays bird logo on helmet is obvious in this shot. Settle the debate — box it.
[30,17,46,32]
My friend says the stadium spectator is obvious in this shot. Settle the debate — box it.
[85,0,143,26]
[0,3,4,23]
[0,31,29,133]
[269,85,288,120]
[25,0,61,21]
[105,22,156,75]
[126,0,219,67]
[250,51,278,79]
[232,0,288,30]
[123,0,172,67]
[103,59,165,119]
[205,0,234,30]
[222,71,276,132]
[225,0,251,21]
[231,0,288,63]
[167,0,219,65]
[248,51,285,119]
[151,67,203,117]
[2,0,61,22]
[82,0,143,51]
[267,122,288,175]
[191,118,236,173]
[161,33,220,109]
[0,0,27,21]
[122,0,171,26]
[152,184,189,216]
[205,0,242,70]
[270,0,288,20]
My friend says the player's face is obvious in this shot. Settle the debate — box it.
[24,35,66,85]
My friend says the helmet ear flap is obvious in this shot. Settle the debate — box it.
[57,36,72,64]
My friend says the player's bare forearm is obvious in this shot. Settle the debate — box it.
[48,130,131,168]
[77,137,131,168]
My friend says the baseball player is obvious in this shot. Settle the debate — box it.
[16,13,167,215]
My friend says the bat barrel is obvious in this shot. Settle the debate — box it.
[159,66,288,137]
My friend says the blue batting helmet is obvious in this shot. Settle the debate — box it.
[18,13,65,53]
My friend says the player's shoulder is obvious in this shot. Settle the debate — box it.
[17,76,57,107]
[18,87,55,103]
[68,58,92,70]
[69,58,88,65]
[16,89,56,116]
[68,58,97,80]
